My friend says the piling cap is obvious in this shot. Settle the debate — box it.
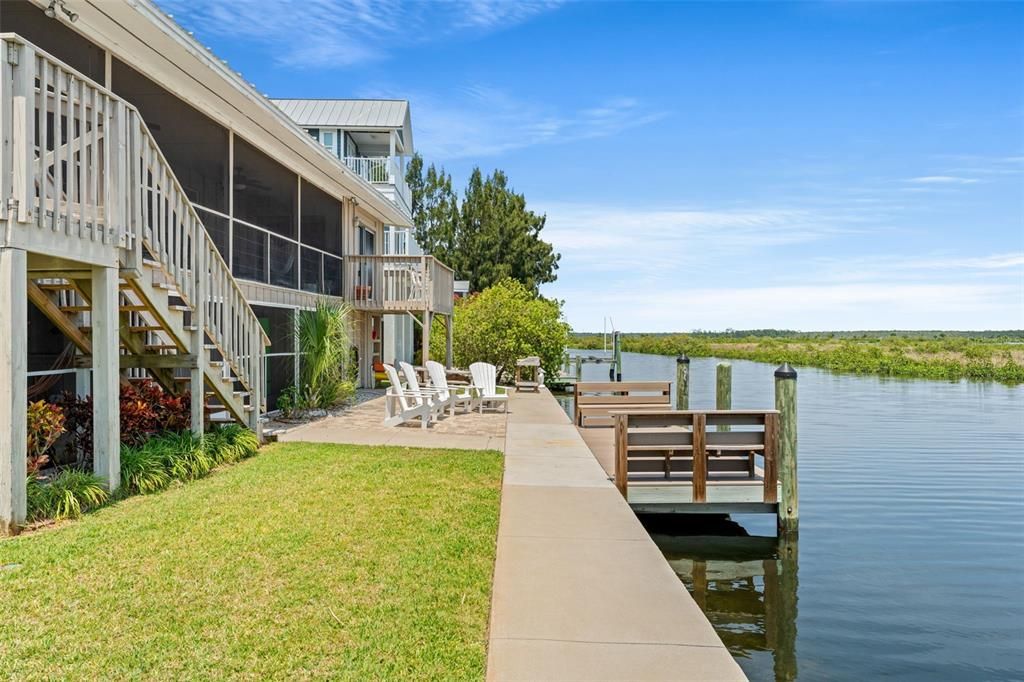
[774,362,797,379]
[676,354,690,364]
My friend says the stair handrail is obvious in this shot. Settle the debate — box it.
[1,34,269,406]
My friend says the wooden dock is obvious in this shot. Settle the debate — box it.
[574,371,799,533]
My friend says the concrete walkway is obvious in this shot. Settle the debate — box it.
[487,389,745,681]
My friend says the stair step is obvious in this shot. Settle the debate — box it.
[59,305,90,312]
[169,305,190,312]
[142,258,161,269]
[36,283,76,291]
[119,304,149,312]
[129,325,164,333]
[144,344,180,351]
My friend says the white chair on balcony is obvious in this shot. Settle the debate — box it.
[426,360,476,415]
[399,361,448,420]
[469,362,510,413]
[382,364,433,429]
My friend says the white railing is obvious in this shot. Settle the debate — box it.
[343,155,412,215]
[384,227,411,255]
[343,156,390,184]
[344,254,454,314]
[1,35,268,408]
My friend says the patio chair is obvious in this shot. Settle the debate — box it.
[469,362,510,413]
[399,361,448,420]
[425,360,477,415]
[382,364,433,429]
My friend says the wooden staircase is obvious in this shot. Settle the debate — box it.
[28,263,255,423]
[5,35,268,430]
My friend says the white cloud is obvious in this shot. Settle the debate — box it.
[557,281,1023,332]
[535,201,860,275]
[536,201,1024,331]
[157,0,561,67]
[369,88,667,160]
[906,175,980,184]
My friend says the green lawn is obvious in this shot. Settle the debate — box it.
[0,443,503,679]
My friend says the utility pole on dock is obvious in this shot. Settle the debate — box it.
[775,363,799,535]
[675,354,690,409]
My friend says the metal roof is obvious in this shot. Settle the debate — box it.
[271,99,413,151]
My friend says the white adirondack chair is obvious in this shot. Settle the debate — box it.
[426,360,476,415]
[382,364,433,429]
[469,362,509,413]
[399,361,448,420]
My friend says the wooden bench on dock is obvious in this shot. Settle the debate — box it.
[613,410,779,513]
[574,381,672,427]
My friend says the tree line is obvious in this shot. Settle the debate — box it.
[406,155,560,294]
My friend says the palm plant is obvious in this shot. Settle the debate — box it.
[297,300,355,408]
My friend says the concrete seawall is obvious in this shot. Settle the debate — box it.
[486,388,746,681]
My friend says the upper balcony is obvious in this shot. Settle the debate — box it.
[269,99,416,223]
[345,255,454,316]
[342,156,412,219]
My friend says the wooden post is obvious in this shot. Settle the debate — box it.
[675,354,689,410]
[421,310,431,365]
[612,331,622,381]
[692,413,707,503]
[190,230,206,437]
[716,362,732,431]
[91,265,120,491]
[0,247,28,535]
[574,356,582,384]
[775,363,798,535]
[614,413,628,497]
[445,314,453,369]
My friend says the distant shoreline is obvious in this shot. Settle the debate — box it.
[572,332,1024,384]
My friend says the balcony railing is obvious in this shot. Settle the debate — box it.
[345,254,454,315]
[343,156,412,217]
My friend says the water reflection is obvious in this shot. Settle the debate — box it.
[644,515,798,682]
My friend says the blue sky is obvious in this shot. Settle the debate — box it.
[159,0,1023,332]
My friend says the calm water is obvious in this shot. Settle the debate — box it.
[560,350,1024,681]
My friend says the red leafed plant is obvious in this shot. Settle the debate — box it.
[56,380,191,461]
[26,400,66,475]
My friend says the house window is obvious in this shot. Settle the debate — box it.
[322,130,335,154]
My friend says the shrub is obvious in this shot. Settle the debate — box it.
[148,432,212,481]
[298,300,354,408]
[435,278,572,384]
[45,469,109,520]
[56,381,191,462]
[26,401,66,475]
[120,444,171,495]
[26,476,51,521]
[217,424,260,460]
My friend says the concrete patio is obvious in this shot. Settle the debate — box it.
[275,394,507,451]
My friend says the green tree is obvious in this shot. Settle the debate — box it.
[407,156,559,295]
[406,154,460,266]
[432,278,571,384]
[459,168,559,294]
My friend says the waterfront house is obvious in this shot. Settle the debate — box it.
[271,98,423,370]
[0,0,455,532]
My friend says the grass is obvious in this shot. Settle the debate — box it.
[0,442,503,679]
[574,331,1024,384]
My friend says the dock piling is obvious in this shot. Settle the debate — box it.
[716,362,732,431]
[675,354,690,409]
[612,331,622,381]
[774,363,799,535]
